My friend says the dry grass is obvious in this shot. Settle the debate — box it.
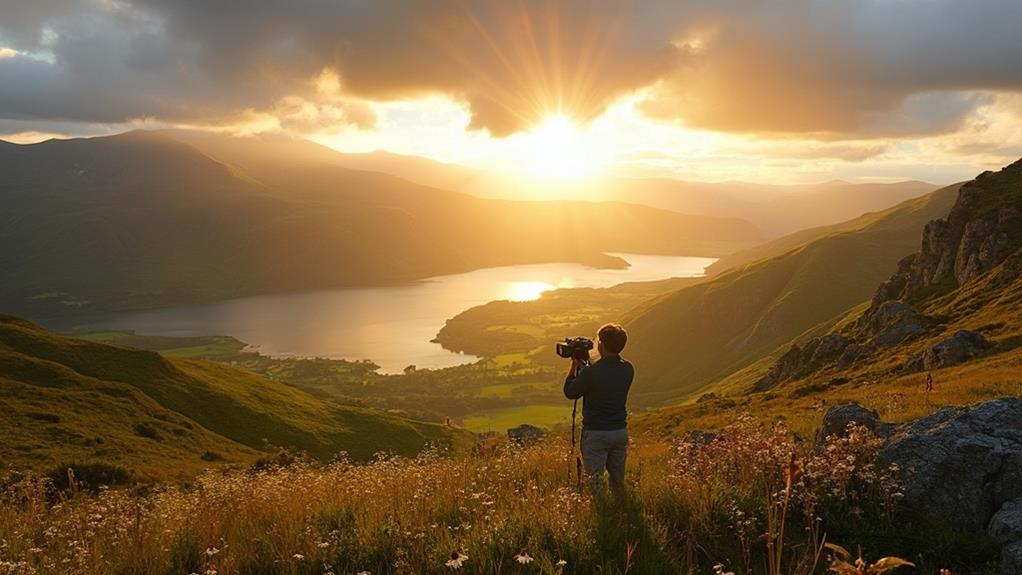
[0,418,927,575]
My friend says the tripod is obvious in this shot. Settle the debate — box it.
[568,357,590,488]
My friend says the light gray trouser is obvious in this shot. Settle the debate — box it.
[580,428,628,493]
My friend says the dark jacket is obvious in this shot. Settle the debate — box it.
[563,356,633,430]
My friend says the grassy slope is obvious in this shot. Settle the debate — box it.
[635,161,1022,439]
[0,316,471,479]
[622,183,962,405]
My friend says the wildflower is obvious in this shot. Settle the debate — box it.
[292,553,305,560]
[556,559,568,567]
[713,564,735,575]
[515,550,533,564]
[205,546,220,557]
[446,550,469,570]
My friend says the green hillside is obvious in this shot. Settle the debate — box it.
[622,182,962,404]
[634,159,1022,439]
[0,315,471,480]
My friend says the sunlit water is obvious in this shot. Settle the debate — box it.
[75,253,715,373]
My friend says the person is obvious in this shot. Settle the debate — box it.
[925,372,934,392]
[563,323,634,493]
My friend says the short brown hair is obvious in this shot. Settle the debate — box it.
[597,323,627,354]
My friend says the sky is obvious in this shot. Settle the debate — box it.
[1,0,1021,184]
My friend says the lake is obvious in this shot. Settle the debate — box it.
[77,253,715,373]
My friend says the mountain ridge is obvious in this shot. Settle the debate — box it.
[0,130,761,318]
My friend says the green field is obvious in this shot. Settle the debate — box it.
[462,403,573,432]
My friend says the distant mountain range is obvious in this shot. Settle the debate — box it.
[0,130,761,317]
[163,131,940,238]
[0,315,470,479]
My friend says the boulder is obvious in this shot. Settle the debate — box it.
[507,424,544,445]
[881,399,1022,529]
[991,499,1022,575]
[921,330,988,370]
[858,300,928,348]
[821,399,1022,574]
[810,334,853,365]
[815,402,892,446]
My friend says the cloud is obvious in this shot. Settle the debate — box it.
[1,0,1021,137]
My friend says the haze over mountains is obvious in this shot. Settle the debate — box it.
[176,131,941,237]
[0,131,760,318]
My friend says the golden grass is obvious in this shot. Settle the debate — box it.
[0,417,953,575]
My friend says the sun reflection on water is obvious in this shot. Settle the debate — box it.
[505,281,555,301]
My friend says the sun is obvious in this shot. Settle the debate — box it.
[519,115,604,181]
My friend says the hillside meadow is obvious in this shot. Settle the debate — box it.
[0,415,996,575]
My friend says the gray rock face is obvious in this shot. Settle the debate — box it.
[921,330,988,370]
[881,399,1022,529]
[855,300,928,348]
[815,402,892,446]
[820,399,1022,573]
[991,500,1022,575]
[832,399,1022,574]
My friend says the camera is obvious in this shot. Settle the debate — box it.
[556,336,593,361]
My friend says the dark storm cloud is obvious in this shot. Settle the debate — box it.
[1,0,1021,137]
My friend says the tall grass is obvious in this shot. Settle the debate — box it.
[0,419,922,575]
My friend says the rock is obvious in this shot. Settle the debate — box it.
[921,330,988,370]
[880,399,1022,532]
[856,300,928,348]
[752,345,805,391]
[507,424,544,445]
[815,403,892,446]
[810,334,853,364]
[818,399,1022,574]
[990,500,1022,575]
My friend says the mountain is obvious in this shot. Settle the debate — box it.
[456,175,939,237]
[166,130,483,192]
[179,133,938,239]
[599,178,941,238]
[0,131,761,317]
[0,315,470,480]
[622,181,962,404]
[749,158,1022,393]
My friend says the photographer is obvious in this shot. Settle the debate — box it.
[563,323,633,493]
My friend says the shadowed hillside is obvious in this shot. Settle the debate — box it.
[623,182,962,404]
[0,131,761,318]
[745,157,1022,395]
[0,315,471,479]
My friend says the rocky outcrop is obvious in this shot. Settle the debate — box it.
[752,159,1022,391]
[904,329,988,372]
[821,399,1022,573]
[853,300,928,348]
[876,165,1022,303]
